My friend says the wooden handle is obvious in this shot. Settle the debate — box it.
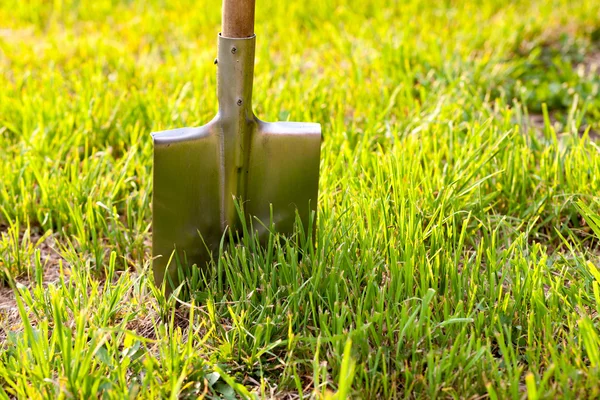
[222,0,255,38]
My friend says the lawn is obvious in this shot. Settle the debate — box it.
[1,0,600,398]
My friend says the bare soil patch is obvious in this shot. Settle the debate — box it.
[580,48,600,75]
[0,231,66,342]
[527,44,600,142]
[528,112,599,142]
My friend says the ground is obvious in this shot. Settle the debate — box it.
[1,0,600,398]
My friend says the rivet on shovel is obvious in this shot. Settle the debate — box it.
[151,0,322,293]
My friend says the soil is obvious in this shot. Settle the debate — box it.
[0,232,65,343]
[527,49,600,141]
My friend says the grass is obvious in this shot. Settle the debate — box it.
[1,0,600,397]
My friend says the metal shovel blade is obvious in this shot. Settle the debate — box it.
[152,35,321,292]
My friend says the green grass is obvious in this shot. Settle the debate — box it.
[1,0,600,398]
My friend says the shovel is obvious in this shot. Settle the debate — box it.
[152,0,321,293]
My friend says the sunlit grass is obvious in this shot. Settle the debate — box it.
[1,0,600,398]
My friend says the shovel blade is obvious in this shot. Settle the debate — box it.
[152,118,321,293]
